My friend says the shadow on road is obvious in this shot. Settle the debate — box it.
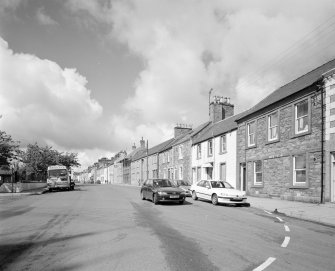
[0,231,97,271]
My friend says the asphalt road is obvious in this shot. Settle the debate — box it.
[0,184,334,271]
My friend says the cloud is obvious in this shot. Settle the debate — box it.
[0,37,112,152]
[68,0,335,121]
[0,0,22,14]
[36,7,58,26]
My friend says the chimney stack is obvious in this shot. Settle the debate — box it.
[140,137,146,148]
[174,124,192,138]
[209,96,234,123]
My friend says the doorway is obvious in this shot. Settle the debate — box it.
[331,153,335,202]
[240,163,246,192]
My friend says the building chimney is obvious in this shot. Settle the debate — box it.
[209,96,234,123]
[132,143,136,150]
[174,124,192,138]
[140,137,146,148]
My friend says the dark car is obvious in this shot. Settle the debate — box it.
[140,179,186,205]
[173,180,192,197]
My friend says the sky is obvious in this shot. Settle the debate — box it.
[1,0,335,171]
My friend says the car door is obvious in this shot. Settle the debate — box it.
[203,181,212,200]
[196,180,206,199]
[147,180,153,200]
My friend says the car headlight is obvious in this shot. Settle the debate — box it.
[221,193,229,197]
[158,191,168,195]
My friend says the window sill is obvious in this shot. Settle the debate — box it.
[251,184,264,188]
[291,130,311,139]
[246,145,257,150]
[289,185,309,189]
[219,151,227,155]
[265,138,280,145]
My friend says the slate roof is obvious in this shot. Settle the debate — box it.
[236,58,335,122]
[132,138,175,161]
[192,113,241,145]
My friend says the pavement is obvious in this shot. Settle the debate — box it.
[247,196,335,227]
[1,186,335,227]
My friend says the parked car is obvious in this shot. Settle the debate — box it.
[190,180,248,206]
[140,179,186,205]
[173,180,192,197]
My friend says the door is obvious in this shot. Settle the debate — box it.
[332,154,335,202]
[220,163,226,181]
[197,167,201,182]
[240,163,246,192]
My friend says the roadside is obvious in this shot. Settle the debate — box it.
[1,183,334,227]
[247,196,335,227]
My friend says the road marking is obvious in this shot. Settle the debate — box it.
[264,210,272,215]
[281,236,290,248]
[284,225,290,232]
[276,216,283,222]
[253,257,276,271]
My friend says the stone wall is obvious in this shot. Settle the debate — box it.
[237,88,324,203]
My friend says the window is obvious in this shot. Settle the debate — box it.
[293,155,306,185]
[220,135,226,153]
[253,160,262,185]
[179,166,183,179]
[247,121,256,147]
[197,144,201,159]
[268,112,278,141]
[167,151,170,162]
[295,99,309,134]
[178,145,183,159]
[174,168,178,180]
[208,140,213,156]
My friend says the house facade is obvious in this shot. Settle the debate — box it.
[159,126,192,181]
[236,59,335,203]
[191,97,238,188]
[324,67,335,202]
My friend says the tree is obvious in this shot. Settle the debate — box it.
[0,130,21,166]
[21,143,81,178]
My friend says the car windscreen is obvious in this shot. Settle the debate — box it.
[211,181,234,189]
[153,179,174,188]
[179,180,191,186]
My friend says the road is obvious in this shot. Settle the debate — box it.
[0,184,334,271]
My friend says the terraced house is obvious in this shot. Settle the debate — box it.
[236,59,335,203]
[191,97,240,189]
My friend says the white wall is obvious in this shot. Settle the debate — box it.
[191,130,238,188]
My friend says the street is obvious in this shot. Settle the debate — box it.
[0,185,334,271]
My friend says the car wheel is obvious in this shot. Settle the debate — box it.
[192,191,198,200]
[140,190,145,200]
[153,193,159,205]
[212,194,218,205]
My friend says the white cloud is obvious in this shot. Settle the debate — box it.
[0,37,110,152]
[36,7,58,26]
[3,0,335,169]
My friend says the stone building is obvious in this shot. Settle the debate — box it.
[323,67,335,203]
[236,59,335,203]
[159,126,192,180]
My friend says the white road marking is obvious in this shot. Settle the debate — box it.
[281,236,290,248]
[276,216,283,222]
[284,225,290,232]
[264,210,272,215]
[253,257,276,271]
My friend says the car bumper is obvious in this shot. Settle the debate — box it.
[157,195,186,202]
[218,197,248,205]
